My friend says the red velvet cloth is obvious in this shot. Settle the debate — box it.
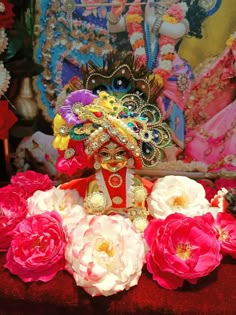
[0,253,236,315]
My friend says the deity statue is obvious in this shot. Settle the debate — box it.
[52,89,171,231]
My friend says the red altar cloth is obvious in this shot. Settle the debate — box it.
[0,253,236,315]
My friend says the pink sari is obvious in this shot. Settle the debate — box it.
[185,45,236,171]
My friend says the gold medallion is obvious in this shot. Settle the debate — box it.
[108,174,123,188]
[112,196,123,205]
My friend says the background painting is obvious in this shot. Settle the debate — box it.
[30,0,236,178]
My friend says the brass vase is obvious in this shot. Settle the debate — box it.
[14,77,39,120]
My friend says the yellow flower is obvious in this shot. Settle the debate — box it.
[226,37,233,47]
[226,34,236,48]
[99,91,109,98]
[52,114,70,150]
[162,15,177,24]
[149,74,164,87]
[126,13,143,24]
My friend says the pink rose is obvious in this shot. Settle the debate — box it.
[10,170,53,195]
[0,191,28,251]
[0,183,39,200]
[214,212,236,258]
[4,211,66,282]
[65,215,145,296]
[144,213,222,290]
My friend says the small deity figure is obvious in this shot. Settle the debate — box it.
[52,89,171,231]
[83,139,150,229]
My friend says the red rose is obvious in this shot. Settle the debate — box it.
[0,0,15,29]
[0,101,18,139]
[4,211,66,282]
[10,170,53,195]
[215,178,236,191]
[197,179,218,202]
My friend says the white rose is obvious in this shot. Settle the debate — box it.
[148,175,210,219]
[27,187,85,233]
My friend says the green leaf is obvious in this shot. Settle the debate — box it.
[3,37,24,61]
[25,8,34,38]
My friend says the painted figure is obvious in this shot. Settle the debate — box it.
[34,0,115,119]
[106,0,209,159]
[185,32,236,173]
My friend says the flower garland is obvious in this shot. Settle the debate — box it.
[126,0,188,86]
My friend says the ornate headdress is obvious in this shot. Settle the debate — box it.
[53,89,171,176]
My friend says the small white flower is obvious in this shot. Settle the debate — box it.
[159,59,172,71]
[130,32,143,45]
[0,62,10,97]
[86,191,107,210]
[160,44,175,54]
[134,186,148,203]
[133,216,149,233]
[0,28,8,54]
[135,47,146,56]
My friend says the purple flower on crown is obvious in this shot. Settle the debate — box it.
[59,89,97,125]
